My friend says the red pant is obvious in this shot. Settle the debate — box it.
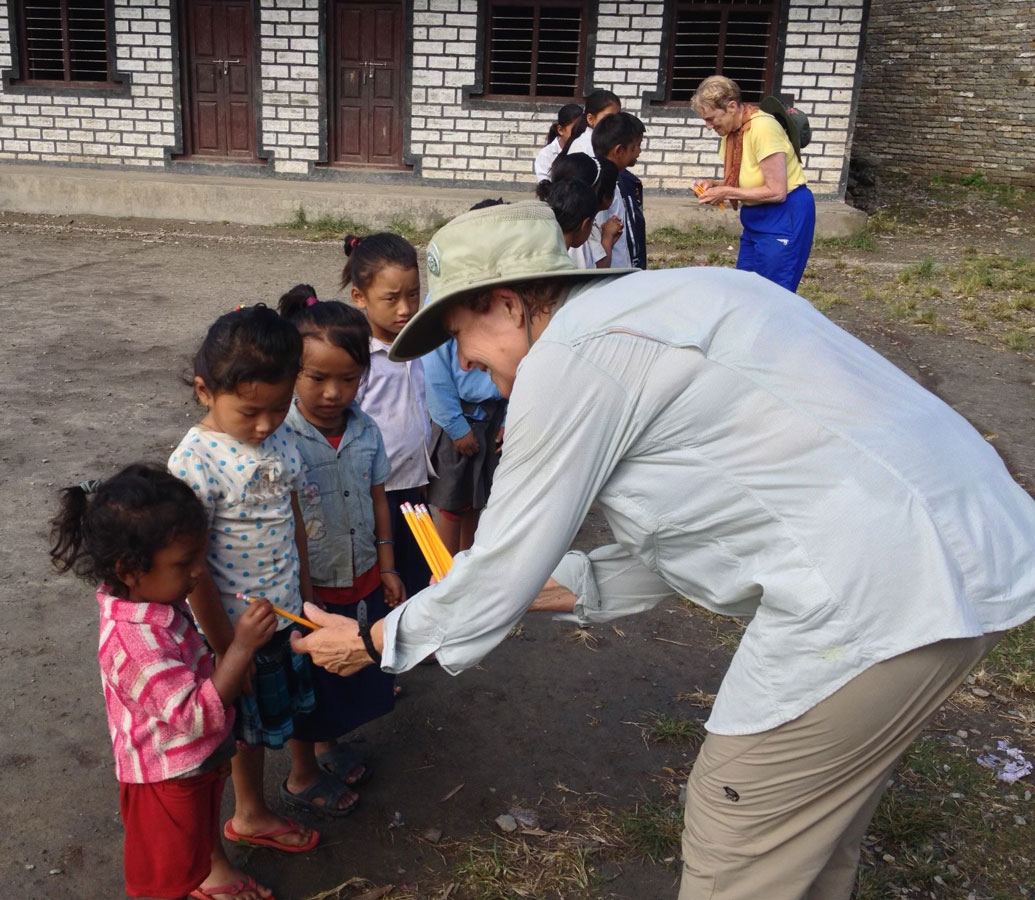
[119,768,226,898]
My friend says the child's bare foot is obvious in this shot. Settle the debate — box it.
[196,860,273,900]
[226,807,317,850]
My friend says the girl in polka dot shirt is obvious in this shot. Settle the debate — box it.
[169,305,322,855]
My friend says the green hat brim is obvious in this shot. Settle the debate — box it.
[388,266,637,362]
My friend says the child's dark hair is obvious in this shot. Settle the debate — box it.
[470,198,507,211]
[341,233,419,292]
[592,111,646,159]
[279,293,372,370]
[536,152,619,210]
[193,304,302,395]
[547,102,583,144]
[545,178,598,234]
[50,464,208,599]
[561,89,621,154]
[279,283,318,309]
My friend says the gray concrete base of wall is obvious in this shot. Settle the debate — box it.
[0,163,867,238]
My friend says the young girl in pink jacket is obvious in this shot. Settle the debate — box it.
[51,464,278,900]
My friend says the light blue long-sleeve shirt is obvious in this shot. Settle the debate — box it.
[382,268,1035,736]
[422,336,501,440]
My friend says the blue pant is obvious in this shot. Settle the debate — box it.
[737,185,816,293]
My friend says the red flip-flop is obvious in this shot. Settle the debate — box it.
[223,817,319,853]
[189,874,276,899]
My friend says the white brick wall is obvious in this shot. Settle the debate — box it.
[779,0,867,189]
[258,0,321,174]
[411,0,864,196]
[0,0,176,166]
[0,0,864,197]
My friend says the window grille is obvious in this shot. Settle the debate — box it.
[18,0,111,84]
[486,1,586,99]
[667,1,778,103]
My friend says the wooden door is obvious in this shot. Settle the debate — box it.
[180,0,258,160]
[330,0,405,167]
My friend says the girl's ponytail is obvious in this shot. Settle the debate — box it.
[340,232,418,292]
[560,91,619,155]
[50,464,208,597]
[278,284,318,322]
[550,102,585,147]
[278,289,372,370]
[50,483,91,574]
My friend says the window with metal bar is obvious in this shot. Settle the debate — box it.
[665,0,779,104]
[485,1,587,99]
[16,0,112,85]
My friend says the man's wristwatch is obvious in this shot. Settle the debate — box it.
[356,600,381,665]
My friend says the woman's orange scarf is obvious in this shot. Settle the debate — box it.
[721,104,760,211]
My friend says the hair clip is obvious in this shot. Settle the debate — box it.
[79,479,102,494]
[234,305,243,311]
[306,296,318,307]
[344,236,364,255]
[591,156,601,186]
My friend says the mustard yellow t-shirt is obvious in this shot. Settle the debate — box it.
[719,111,806,204]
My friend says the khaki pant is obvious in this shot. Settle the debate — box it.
[679,632,1001,900]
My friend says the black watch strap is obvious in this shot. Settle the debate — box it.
[356,600,381,665]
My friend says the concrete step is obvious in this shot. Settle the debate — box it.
[0,162,866,238]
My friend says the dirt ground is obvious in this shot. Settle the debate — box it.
[1,174,1034,900]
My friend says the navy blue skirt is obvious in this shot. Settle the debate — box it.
[291,585,396,743]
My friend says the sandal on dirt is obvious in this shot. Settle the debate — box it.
[223,816,320,853]
[280,771,359,818]
[190,875,277,900]
[316,741,373,786]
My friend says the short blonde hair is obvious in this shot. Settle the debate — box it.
[690,76,742,113]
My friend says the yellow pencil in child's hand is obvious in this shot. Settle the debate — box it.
[236,592,320,630]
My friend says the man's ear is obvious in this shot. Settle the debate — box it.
[493,287,526,326]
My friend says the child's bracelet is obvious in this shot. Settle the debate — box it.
[381,569,400,577]
[376,540,394,546]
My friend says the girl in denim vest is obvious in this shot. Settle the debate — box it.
[278,288,403,815]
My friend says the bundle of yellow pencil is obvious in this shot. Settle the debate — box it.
[692,182,727,210]
[400,502,453,581]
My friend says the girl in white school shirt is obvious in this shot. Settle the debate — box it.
[533,103,582,184]
[345,233,434,602]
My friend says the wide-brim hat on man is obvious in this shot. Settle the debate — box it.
[759,96,811,161]
[389,200,636,361]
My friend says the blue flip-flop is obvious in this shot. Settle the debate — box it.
[316,741,373,787]
[279,771,359,818]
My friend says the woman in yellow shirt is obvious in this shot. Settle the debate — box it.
[691,75,816,292]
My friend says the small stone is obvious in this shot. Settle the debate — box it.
[24,864,34,871]
[495,814,518,833]
[48,869,62,875]
[949,792,964,799]
[509,807,540,828]
[882,853,896,863]
[971,687,991,698]
[956,730,969,739]
[421,826,443,844]
[1015,816,1027,826]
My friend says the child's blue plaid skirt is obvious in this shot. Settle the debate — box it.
[233,625,315,749]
